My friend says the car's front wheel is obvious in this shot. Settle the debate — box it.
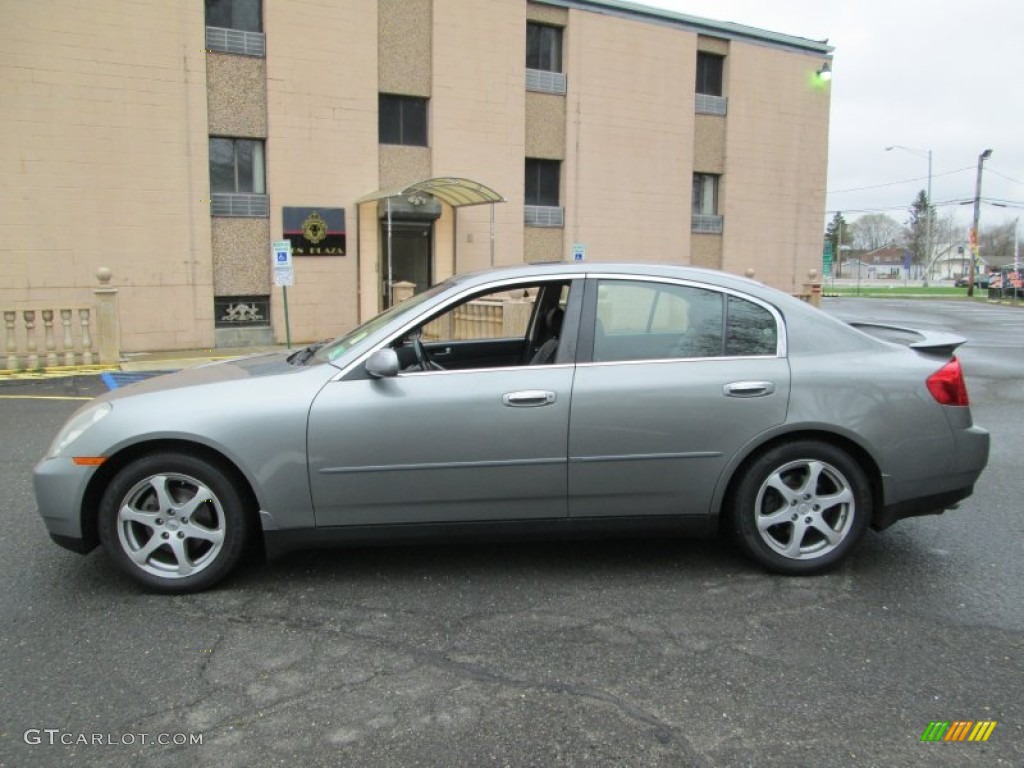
[729,441,871,575]
[98,453,250,593]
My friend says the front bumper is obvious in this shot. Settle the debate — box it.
[33,457,96,551]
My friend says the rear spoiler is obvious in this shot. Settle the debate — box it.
[847,322,966,358]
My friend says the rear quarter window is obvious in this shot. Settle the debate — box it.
[726,295,778,356]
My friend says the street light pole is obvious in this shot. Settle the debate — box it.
[885,145,933,285]
[969,149,993,297]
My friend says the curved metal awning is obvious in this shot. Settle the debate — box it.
[357,177,506,208]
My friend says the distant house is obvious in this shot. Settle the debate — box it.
[844,247,915,280]
[927,242,995,282]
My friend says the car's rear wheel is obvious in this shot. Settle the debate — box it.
[729,440,871,575]
[98,453,249,593]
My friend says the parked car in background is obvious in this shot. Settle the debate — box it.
[34,264,990,592]
[955,274,990,288]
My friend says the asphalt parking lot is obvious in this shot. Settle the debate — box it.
[1,298,1022,767]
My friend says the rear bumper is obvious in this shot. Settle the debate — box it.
[874,424,989,531]
[872,487,973,531]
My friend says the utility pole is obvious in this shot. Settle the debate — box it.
[969,149,993,297]
[924,150,933,287]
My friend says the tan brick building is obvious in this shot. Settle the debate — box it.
[1,0,832,352]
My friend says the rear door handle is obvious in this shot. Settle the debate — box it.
[502,390,557,407]
[723,381,776,398]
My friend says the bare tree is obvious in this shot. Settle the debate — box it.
[850,213,903,251]
[979,220,1018,265]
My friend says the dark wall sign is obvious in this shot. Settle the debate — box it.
[283,207,346,256]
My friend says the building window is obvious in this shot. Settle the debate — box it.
[525,159,560,206]
[525,159,562,228]
[692,173,723,233]
[692,173,719,216]
[527,23,562,72]
[206,0,262,32]
[695,52,727,115]
[696,52,723,96]
[210,138,265,194]
[210,138,267,217]
[379,95,428,147]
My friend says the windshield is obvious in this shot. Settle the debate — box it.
[311,282,449,364]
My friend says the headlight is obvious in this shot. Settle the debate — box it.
[46,402,113,459]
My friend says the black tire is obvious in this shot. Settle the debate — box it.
[728,440,871,575]
[98,452,250,593]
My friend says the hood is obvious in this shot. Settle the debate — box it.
[96,351,327,402]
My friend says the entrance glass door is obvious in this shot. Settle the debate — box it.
[383,221,433,307]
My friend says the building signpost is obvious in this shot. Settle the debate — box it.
[272,240,294,349]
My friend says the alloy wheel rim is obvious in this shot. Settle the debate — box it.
[754,459,855,560]
[116,473,226,579]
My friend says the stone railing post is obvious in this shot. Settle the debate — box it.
[93,267,121,365]
[392,281,416,305]
[60,309,75,366]
[42,310,58,367]
[4,311,17,370]
[23,311,38,369]
[803,268,822,308]
[79,309,93,365]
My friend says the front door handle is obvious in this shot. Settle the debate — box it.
[502,390,557,407]
[723,381,776,398]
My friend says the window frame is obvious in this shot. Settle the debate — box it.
[526,22,563,73]
[525,158,561,207]
[209,137,266,194]
[379,94,429,147]
[336,275,586,380]
[205,0,262,33]
[696,52,724,97]
[576,275,785,365]
[692,173,719,217]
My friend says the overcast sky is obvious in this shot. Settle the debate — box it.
[643,0,1023,233]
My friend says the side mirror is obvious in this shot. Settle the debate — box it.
[365,348,400,378]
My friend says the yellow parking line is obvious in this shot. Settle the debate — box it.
[0,395,94,401]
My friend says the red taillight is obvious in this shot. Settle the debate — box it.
[926,358,969,406]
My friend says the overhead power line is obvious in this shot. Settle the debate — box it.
[828,166,974,195]
[986,167,1024,186]
[826,197,972,216]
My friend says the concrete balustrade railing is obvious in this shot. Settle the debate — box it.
[2,268,120,371]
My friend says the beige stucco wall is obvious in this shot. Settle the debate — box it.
[431,0,526,273]
[722,46,831,290]
[0,0,214,352]
[564,10,693,264]
[3,0,832,346]
[265,0,378,343]
[206,54,268,138]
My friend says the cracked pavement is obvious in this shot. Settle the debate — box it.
[2,299,1022,766]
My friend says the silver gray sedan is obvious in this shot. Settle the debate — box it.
[34,264,990,592]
